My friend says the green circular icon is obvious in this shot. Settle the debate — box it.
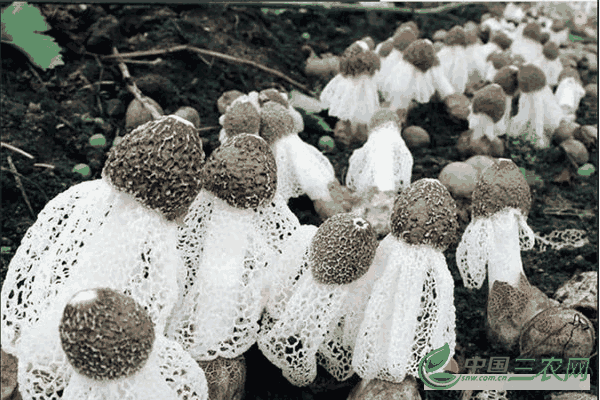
[73,163,91,178]
[89,133,107,148]
[578,163,595,177]
[302,32,310,40]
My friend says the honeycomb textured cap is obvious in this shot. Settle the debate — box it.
[377,39,394,57]
[518,64,546,93]
[390,178,459,250]
[558,67,582,85]
[309,213,378,285]
[542,41,559,61]
[522,23,543,42]
[392,29,417,51]
[472,158,531,218]
[339,46,381,77]
[59,288,155,381]
[403,39,439,72]
[551,19,566,32]
[258,88,289,108]
[202,134,277,209]
[493,65,519,96]
[368,109,401,131]
[259,101,294,144]
[223,102,261,137]
[444,26,467,46]
[491,31,513,50]
[103,115,205,220]
[217,90,245,114]
[472,84,507,122]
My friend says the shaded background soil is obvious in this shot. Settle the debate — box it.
[1,3,598,400]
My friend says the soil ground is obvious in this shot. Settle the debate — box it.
[0,3,598,400]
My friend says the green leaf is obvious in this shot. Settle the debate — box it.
[430,372,458,384]
[306,112,332,132]
[569,33,584,42]
[424,343,451,373]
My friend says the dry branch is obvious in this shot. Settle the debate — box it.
[1,142,34,159]
[6,156,35,218]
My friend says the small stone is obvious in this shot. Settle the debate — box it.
[347,377,421,400]
[464,155,496,176]
[560,139,589,166]
[444,93,471,121]
[554,120,580,144]
[1,349,18,400]
[457,130,504,158]
[124,97,164,132]
[173,106,201,129]
[585,83,598,98]
[574,125,597,149]
[197,356,246,400]
[438,162,478,199]
[401,126,430,149]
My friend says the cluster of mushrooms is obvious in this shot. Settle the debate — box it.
[0,3,597,400]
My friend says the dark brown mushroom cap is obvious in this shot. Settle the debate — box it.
[444,26,468,47]
[403,39,439,72]
[472,84,507,123]
[339,47,381,77]
[392,29,417,52]
[390,178,459,250]
[223,102,261,137]
[493,65,519,96]
[542,41,559,61]
[377,39,395,58]
[551,18,566,32]
[259,88,289,108]
[59,288,155,381]
[522,23,543,43]
[202,134,276,209]
[539,31,550,45]
[309,213,378,285]
[368,109,401,132]
[397,21,419,37]
[487,51,511,70]
[361,36,375,50]
[491,31,513,50]
[471,158,531,218]
[103,116,205,221]
[464,29,479,46]
[558,67,582,85]
[518,64,547,93]
[259,101,294,145]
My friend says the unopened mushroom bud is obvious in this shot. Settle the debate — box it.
[217,90,245,114]
[60,288,155,380]
[432,29,447,42]
[491,31,513,51]
[125,97,164,132]
[438,162,478,199]
[470,84,506,141]
[403,39,438,73]
[401,126,430,149]
[561,139,589,166]
[173,106,201,129]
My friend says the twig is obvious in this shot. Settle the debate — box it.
[242,2,468,14]
[6,156,35,218]
[33,163,55,169]
[1,166,49,203]
[197,126,221,132]
[93,53,104,114]
[118,58,164,65]
[103,44,310,93]
[81,81,116,90]
[27,61,48,90]
[1,142,34,159]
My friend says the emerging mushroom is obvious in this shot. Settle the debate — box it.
[492,65,519,136]
[548,18,569,47]
[346,109,413,197]
[479,31,513,76]
[320,39,381,130]
[18,287,209,400]
[375,28,417,97]
[536,41,563,87]
[258,213,378,387]
[1,115,205,356]
[437,26,470,93]
[168,134,300,361]
[511,22,545,64]
[469,83,507,141]
[352,179,458,383]
[484,50,512,82]
[383,39,455,111]
[509,64,564,148]
[555,67,586,122]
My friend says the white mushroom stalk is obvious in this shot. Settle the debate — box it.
[555,68,586,122]
[259,101,336,203]
[509,64,564,149]
[484,51,512,82]
[320,39,381,127]
[18,287,209,400]
[384,39,455,111]
[492,65,519,136]
[464,23,487,84]
[548,18,569,46]
[168,134,298,361]
[535,41,563,86]
[346,109,413,196]
[479,31,513,77]
[469,84,507,141]
[437,26,470,93]
[1,116,205,356]
[258,213,378,387]
[510,23,544,64]
[504,3,526,25]
[352,179,458,383]
[375,29,417,97]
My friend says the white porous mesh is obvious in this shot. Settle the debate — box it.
[438,45,470,94]
[469,112,498,141]
[511,37,543,64]
[375,49,403,95]
[495,96,513,137]
[257,272,348,387]
[533,229,590,252]
[352,237,455,383]
[346,122,413,196]
[320,74,380,125]
[474,390,509,400]
[60,336,209,400]
[1,180,112,355]
[538,58,563,87]
[456,217,493,289]
[316,316,354,381]
[509,87,563,149]
[169,190,274,360]
[430,63,456,100]
[384,59,436,110]
[555,77,586,118]
[273,135,336,202]
[479,43,501,74]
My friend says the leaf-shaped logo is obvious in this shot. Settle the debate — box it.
[418,343,460,390]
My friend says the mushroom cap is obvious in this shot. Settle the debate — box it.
[390,178,459,250]
[309,213,378,285]
[173,106,201,129]
[539,31,550,45]
[518,64,547,93]
[223,101,261,137]
[522,22,543,43]
[367,108,401,132]
[103,115,205,221]
[490,31,513,50]
[487,51,511,70]
[339,43,381,77]
[464,29,479,46]
[432,29,447,42]
[258,88,289,108]
[403,39,439,72]
[202,134,277,209]
[444,26,467,47]
[361,36,375,50]
[471,158,531,218]
[217,90,245,114]
[558,67,582,85]
[377,38,395,58]
[392,28,417,52]
[259,101,294,144]
[472,84,507,123]
[542,41,559,61]
[493,65,520,96]
[397,21,419,37]
[551,18,566,32]
[59,288,155,381]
